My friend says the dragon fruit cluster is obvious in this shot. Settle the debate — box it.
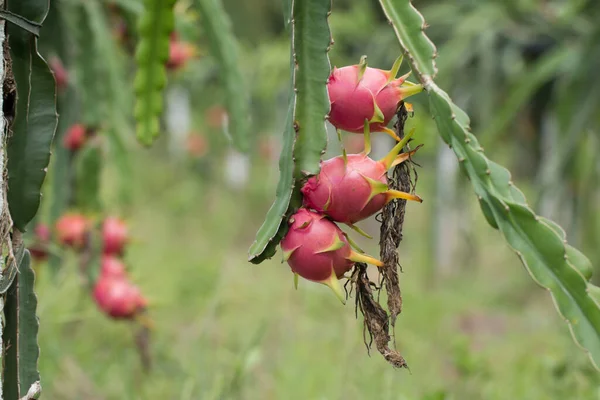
[280,58,423,302]
[51,214,147,320]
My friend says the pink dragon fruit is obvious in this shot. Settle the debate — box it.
[101,255,127,279]
[327,56,422,140]
[93,275,147,319]
[102,216,129,256]
[302,131,422,226]
[280,208,383,302]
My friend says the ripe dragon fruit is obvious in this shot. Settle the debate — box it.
[93,275,147,319]
[56,213,89,250]
[102,216,129,256]
[301,129,422,227]
[327,56,422,140]
[63,124,87,151]
[29,223,51,262]
[101,255,127,279]
[166,33,197,71]
[280,208,383,303]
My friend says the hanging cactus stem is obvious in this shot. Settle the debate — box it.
[348,250,384,267]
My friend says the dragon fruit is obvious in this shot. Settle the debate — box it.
[49,56,68,92]
[63,124,87,151]
[102,217,129,256]
[167,33,197,71]
[281,208,383,302]
[55,213,89,250]
[327,56,422,140]
[101,255,127,279]
[302,130,422,226]
[29,223,51,262]
[93,275,147,319]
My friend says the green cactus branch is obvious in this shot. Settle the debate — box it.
[195,0,251,153]
[378,0,600,369]
[133,0,176,146]
[6,0,58,232]
[248,0,332,263]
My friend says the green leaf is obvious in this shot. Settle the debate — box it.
[133,0,176,146]
[2,250,41,398]
[379,0,600,370]
[248,0,331,263]
[196,0,251,153]
[7,0,58,232]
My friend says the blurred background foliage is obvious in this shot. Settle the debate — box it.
[28,0,600,398]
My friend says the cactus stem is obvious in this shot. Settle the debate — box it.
[348,250,384,267]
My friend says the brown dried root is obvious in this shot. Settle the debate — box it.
[352,263,407,368]
[350,103,417,369]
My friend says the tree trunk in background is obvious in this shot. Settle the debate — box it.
[433,139,459,279]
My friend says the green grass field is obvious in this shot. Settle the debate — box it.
[35,150,600,399]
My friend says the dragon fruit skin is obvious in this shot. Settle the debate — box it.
[63,124,87,151]
[301,141,422,225]
[93,276,146,319]
[327,59,422,138]
[102,217,129,256]
[101,255,127,279]
[55,213,89,249]
[281,209,383,303]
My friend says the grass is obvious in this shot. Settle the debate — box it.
[35,145,600,399]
